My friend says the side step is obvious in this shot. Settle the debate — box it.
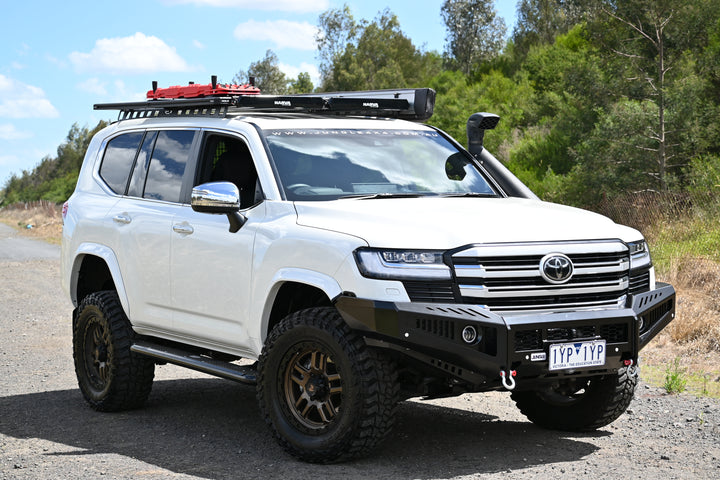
[131,340,257,385]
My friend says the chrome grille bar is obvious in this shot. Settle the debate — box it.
[451,241,630,314]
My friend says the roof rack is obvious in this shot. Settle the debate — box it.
[94,76,436,122]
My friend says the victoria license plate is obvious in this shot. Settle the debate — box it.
[549,340,606,371]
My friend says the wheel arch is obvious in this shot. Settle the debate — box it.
[260,268,343,343]
[69,243,130,315]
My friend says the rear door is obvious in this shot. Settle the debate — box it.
[104,129,198,333]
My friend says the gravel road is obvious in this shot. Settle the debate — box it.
[1,224,719,479]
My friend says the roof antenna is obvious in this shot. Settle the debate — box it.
[152,81,158,94]
[211,75,218,90]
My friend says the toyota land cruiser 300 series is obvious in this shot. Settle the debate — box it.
[61,78,676,463]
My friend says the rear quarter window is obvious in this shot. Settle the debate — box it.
[99,132,144,194]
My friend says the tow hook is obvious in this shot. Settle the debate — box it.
[624,359,639,378]
[500,370,517,391]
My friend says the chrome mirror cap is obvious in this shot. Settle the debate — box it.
[191,181,241,213]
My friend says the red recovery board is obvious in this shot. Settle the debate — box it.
[147,82,261,99]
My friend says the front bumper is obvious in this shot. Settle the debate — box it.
[335,282,675,391]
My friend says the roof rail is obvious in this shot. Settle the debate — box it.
[94,77,436,122]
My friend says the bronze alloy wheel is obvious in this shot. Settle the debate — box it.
[257,307,399,462]
[283,346,343,430]
[82,318,114,394]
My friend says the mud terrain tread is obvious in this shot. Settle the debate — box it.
[73,290,155,412]
[511,367,637,432]
[257,307,399,463]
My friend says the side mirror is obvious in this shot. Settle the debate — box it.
[191,181,246,232]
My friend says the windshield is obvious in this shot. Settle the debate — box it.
[263,128,498,201]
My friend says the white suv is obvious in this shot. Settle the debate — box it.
[61,80,675,462]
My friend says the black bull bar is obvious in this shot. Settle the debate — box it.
[335,283,675,390]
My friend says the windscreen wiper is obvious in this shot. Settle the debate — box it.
[338,193,430,200]
[439,192,499,198]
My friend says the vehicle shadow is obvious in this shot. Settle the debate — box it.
[0,377,603,479]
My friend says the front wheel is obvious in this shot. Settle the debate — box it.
[511,368,637,432]
[73,291,155,411]
[257,307,398,463]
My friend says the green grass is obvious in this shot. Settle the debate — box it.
[641,364,720,399]
[664,358,688,394]
[646,214,720,275]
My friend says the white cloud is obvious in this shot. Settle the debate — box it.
[78,78,107,96]
[234,20,318,50]
[193,39,206,49]
[279,62,320,86]
[110,80,148,102]
[161,0,328,13]
[0,75,59,119]
[69,33,191,74]
[0,124,32,140]
[45,54,67,69]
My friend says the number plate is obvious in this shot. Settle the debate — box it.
[549,340,606,371]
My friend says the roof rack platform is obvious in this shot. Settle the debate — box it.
[94,77,436,122]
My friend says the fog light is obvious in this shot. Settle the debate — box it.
[462,326,479,344]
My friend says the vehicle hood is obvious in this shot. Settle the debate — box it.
[293,197,642,249]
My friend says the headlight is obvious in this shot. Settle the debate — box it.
[355,248,451,280]
[628,240,652,270]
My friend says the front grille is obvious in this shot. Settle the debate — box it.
[599,323,629,343]
[515,330,542,351]
[514,322,630,352]
[629,269,651,295]
[547,326,596,341]
[452,241,630,314]
[404,281,455,303]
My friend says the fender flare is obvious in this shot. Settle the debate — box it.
[69,242,130,316]
[257,268,343,343]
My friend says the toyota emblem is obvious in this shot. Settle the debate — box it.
[540,253,574,284]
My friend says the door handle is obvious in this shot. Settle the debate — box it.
[172,224,194,235]
[113,214,131,224]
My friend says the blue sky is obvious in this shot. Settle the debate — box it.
[0,0,518,187]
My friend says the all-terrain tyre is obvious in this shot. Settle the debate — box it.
[511,367,637,432]
[73,290,155,411]
[257,307,399,463]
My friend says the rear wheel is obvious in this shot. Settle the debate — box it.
[511,368,637,431]
[73,291,155,411]
[257,307,398,463]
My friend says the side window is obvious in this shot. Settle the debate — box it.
[144,130,196,203]
[199,134,261,209]
[127,131,157,198]
[99,132,143,194]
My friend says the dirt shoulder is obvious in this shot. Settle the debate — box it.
[0,203,63,245]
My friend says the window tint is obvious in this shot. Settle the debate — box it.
[143,130,195,202]
[200,134,260,209]
[127,131,157,197]
[99,132,143,194]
